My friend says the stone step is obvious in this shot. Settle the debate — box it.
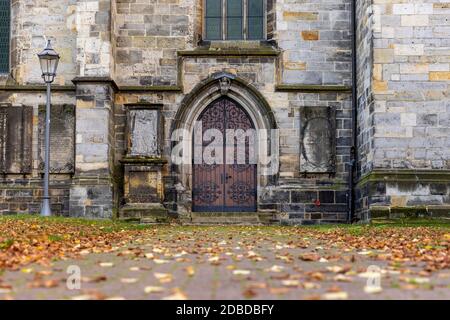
[119,204,169,224]
[187,212,274,225]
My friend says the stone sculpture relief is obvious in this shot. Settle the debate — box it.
[128,109,160,157]
[300,107,336,173]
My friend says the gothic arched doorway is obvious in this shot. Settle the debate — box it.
[192,97,257,212]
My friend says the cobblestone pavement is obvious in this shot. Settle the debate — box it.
[1,225,449,300]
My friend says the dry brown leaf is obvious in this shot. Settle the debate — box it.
[299,253,320,261]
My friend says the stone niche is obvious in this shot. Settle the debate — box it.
[120,104,168,223]
[38,104,75,173]
[300,106,336,173]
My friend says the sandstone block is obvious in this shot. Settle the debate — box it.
[401,15,429,27]
[394,44,424,56]
[374,48,394,63]
[429,71,450,81]
[283,12,318,21]
[401,113,417,126]
[393,4,414,15]
[301,31,319,41]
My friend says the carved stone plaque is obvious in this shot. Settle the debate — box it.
[127,108,161,157]
[38,104,75,173]
[300,106,336,173]
[0,104,32,173]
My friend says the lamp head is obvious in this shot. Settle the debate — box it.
[37,40,60,83]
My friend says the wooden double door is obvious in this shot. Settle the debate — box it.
[192,98,257,212]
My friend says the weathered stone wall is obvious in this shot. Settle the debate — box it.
[2,0,116,218]
[276,0,352,85]
[9,0,77,85]
[0,91,76,215]
[113,0,196,85]
[76,0,114,77]
[0,0,356,223]
[263,91,352,224]
[0,0,446,223]
[356,0,374,176]
[69,81,115,218]
[355,0,450,220]
[371,0,450,170]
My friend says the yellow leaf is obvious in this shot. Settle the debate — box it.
[154,272,173,283]
[364,286,382,294]
[144,286,165,294]
[233,269,250,275]
[162,288,188,300]
[120,278,138,284]
[185,266,195,277]
[99,262,114,267]
[154,259,170,264]
[281,280,300,287]
[322,292,348,300]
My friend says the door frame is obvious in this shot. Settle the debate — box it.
[171,74,278,215]
[192,97,258,212]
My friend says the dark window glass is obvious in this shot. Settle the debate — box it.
[226,0,243,39]
[205,0,265,41]
[0,0,10,73]
[247,0,264,39]
[205,0,222,40]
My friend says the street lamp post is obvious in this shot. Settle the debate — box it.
[37,40,60,217]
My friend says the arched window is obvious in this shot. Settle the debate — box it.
[204,0,265,41]
[0,0,10,73]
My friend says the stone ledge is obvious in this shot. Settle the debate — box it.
[0,85,76,92]
[357,169,450,187]
[120,157,167,165]
[72,77,119,92]
[118,85,182,92]
[370,205,450,219]
[177,48,280,57]
[275,84,352,92]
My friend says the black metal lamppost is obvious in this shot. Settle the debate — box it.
[37,40,60,216]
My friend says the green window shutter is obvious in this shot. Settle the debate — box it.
[0,0,10,73]
[247,0,264,40]
[205,0,222,40]
[226,0,243,40]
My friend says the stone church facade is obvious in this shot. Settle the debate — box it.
[0,0,448,223]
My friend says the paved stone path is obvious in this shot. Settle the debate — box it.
[1,226,449,300]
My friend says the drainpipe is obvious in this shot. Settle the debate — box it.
[348,0,358,223]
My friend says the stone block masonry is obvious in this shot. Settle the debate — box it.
[0,0,448,223]
[0,91,76,216]
[277,0,352,86]
[355,0,450,221]
[69,80,116,218]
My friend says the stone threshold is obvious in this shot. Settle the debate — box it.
[184,211,277,225]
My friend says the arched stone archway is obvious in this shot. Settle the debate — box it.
[171,72,278,216]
